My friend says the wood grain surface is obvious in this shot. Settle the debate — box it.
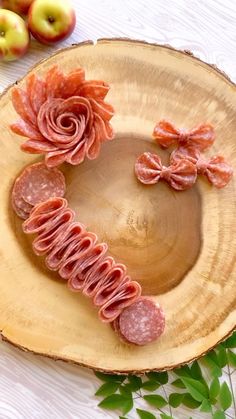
[0,1,235,418]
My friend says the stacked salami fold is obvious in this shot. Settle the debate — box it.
[22,197,142,323]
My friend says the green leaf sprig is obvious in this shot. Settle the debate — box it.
[95,332,236,418]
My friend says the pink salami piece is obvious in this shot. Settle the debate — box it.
[12,163,65,220]
[171,147,234,188]
[135,152,197,190]
[20,162,66,205]
[23,198,143,331]
[153,120,215,151]
[10,65,115,167]
[12,175,33,220]
[117,298,165,345]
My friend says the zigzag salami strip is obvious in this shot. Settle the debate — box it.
[23,198,142,325]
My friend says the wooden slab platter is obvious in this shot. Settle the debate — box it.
[0,39,235,373]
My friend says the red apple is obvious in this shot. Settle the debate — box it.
[28,0,76,45]
[0,9,30,61]
[1,0,33,15]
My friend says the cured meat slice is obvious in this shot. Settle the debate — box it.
[10,65,115,168]
[12,176,33,217]
[117,298,165,345]
[99,280,142,322]
[171,147,234,188]
[153,120,215,151]
[19,163,65,206]
[67,243,108,290]
[29,196,67,218]
[32,212,74,256]
[58,232,98,279]
[11,120,45,141]
[77,80,110,100]
[199,155,234,188]
[45,66,66,99]
[11,194,31,220]
[60,68,85,98]
[27,73,46,115]
[12,164,65,220]
[78,256,115,296]
[93,264,128,306]
[45,222,86,270]
[135,152,197,190]
[23,198,70,234]
[37,97,92,148]
[12,87,37,126]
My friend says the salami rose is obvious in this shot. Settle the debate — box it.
[10,66,114,167]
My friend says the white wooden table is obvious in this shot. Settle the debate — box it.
[0,1,235,418]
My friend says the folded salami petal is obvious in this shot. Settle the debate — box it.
[45,66,66,99]
[79,256,115,296]
[59,232,97,279]
[11,120,45,141]
[12,87,37,125]
[67,243,108,290]
[45,222,86,270]
[23,198,69,233]
[61,68,85,98]
[45,149,71,168]
[65,139,87,165]
[78,80,110,100]
[29,196,67,217]
[117,298,165,345]
[93,264,127,306]
[99,280,142,322]
[89,98,114,121]
[27,73,47,115]
[21,139,58,154]
[32,212,74,256]
[153,120,215,151]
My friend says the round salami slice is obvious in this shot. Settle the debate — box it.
[118,298,165,346]
[12,177,33,219]
[11,193,31,220]
[20,162,66,205]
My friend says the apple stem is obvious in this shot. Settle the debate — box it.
[48,16,55,23]
[0,31,4,37]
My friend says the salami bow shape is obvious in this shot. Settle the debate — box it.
[10,66,114,168]
[171,147,234,188]
[135,152,197,190]
[153,120,215,151]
